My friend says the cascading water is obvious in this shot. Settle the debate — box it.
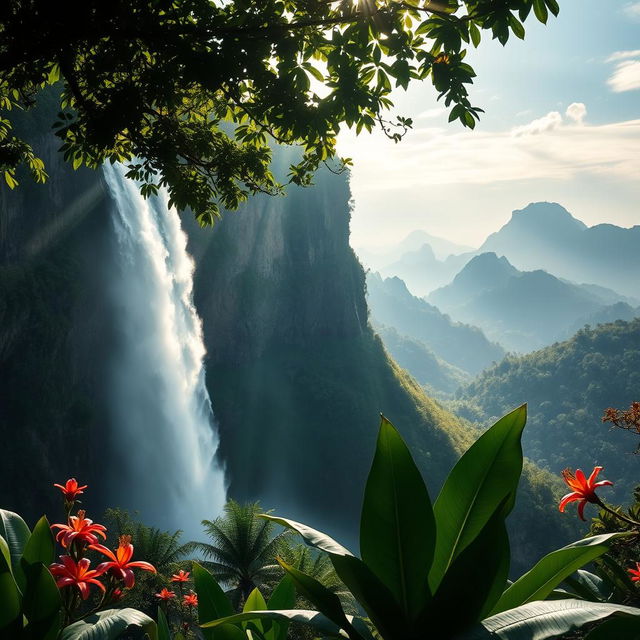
[102,163,226,536]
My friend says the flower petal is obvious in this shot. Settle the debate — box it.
[559,492,580,512]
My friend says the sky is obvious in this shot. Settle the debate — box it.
[339,0,640,250]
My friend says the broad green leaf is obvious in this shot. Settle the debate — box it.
[21,562,61,640]
[22,516,55,568]
[193,561,241,640]
[158,607,171,640]
[277,558,358,638]
[430,405,526,590]
[0,535,11,573]
[584,616,640,639]
[491,533,620,614]
[424,501,510,636]
[60,608,157,640]
[0,509,31,577]
[0,569,21,630]
[266,575,296,640]
[267,575,296,610]
[202,609,349,638]
[243,588,267,636]
[259,516,353,556]
[263,515,407,639]
[360,416,435,620]
[461,599,640,640]
[563,569,613,603]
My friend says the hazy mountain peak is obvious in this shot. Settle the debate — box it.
[453,251,518,285]
[509,202,588,231]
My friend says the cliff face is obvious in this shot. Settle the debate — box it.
[0,104,114,523]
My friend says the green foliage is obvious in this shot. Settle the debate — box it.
[0,507,156,639]
[1,0,559,221]
[183,501,290,609]
[452,319,640,504]
[205,411,636,640]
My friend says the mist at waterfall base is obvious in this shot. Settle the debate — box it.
[102,163,226,539]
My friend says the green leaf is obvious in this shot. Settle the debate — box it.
[0,509,31,574]
[360,416,435,621]
[60,608,157,640]
[0,547,21,630]
[469,22,481,47]
[22,516,55,568]
[243,588,267,636]
[0,508,31,590]
[277,558,358,638]
[21,562,61,640]
[533,0,549,23]
[262,516,407,639]
[193,561,241,640]
[259,516,353,557]
[157,607,171,640]
[462,599,640,640]
[202,610,349,638]
[563,570,613,603]
[424,500,510,636]
[491,533,621,614]
[267,575,296,610]
[430,405,527,590]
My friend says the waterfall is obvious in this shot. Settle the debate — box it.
[102,163,226,536]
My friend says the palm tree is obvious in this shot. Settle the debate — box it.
[185,500,290,609]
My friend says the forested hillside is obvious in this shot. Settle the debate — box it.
[453,319,640,503]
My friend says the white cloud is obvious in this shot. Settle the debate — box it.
[623,2,640,19]
[606,50,640,93]
[606,49,640,62]
[565,102,587,125]
[415,107,446,120]
[338,106,640,192]
[608,60,640,92]
[511,111,562,136]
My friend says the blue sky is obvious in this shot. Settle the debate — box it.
[340,0,640,249]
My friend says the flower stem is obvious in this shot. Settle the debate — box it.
[596,498,640,528]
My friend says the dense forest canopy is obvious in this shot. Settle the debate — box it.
[0,0,558,223]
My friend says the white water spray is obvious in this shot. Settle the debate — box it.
[102,163,226,535]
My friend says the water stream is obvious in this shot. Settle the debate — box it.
[102,163,226,536]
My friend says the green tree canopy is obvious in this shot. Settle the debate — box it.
[0,0,559,223]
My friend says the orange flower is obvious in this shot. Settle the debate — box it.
[629,563,640,582]
[51,510,107,548]
[170,569,190,583]
[559,466,613,521]
[155,587,176,601]
[183,591,198,607]
[91,535,156,588]
[53,478,87,502]
[49,555,106,600]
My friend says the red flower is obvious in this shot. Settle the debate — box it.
[559,466,613,521]
[170,569,190,583]
[629,563,640,582]
[53,478,88,502]
[183,592,198,607]
[51,510,107,548]
[49,555,106,600]
[91,535,156,588]
[111,587,124,602]
[155,588,176,601]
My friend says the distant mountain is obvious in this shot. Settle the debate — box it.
[480,202,640,298]
[452,319,640,504]
[380,245,471,296]
[366,272,505,374]
[356,230,473,272]
[376,325,470,395]
[428,253,631,353]
[562,302,639,339]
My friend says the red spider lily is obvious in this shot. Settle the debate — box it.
[91,535,156,588]
[183,592,198,607]
[559,466,613,521]
[51,510,107,548]
[155,588,176,601]
[170,569,190,583]
[629,563,640,582]
[49,555,106,600]
[53,478,88,502]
